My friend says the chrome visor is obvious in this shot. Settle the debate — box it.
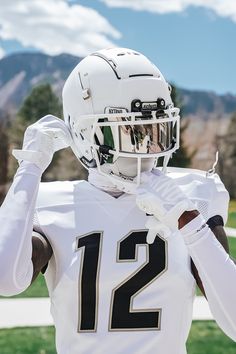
[94,114,179,156]
[118,121,175,154]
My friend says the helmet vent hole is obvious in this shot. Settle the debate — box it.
[117,53,125,56]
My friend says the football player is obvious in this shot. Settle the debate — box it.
[0,47,235,354]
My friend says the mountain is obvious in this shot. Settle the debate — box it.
[0,52,235,170]
[1,52,236,117]
[180,88,236,118]
[0,52,81,114]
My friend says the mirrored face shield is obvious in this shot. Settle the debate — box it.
[73,108,180,191]
[92,109,179,159]
[115,120,175,154]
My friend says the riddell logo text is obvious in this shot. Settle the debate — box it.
[142,103,157,110]
[106,107,127,114]
[109,109,123,113]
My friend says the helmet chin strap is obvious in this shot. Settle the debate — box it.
[96,161,139,194]
[93,145,172,193]
[95,154,157,194]
[88,168,124,197]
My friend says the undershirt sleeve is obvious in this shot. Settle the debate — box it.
[183,219,236,341]
[0,161,42,296]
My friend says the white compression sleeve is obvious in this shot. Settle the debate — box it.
[183,220,236,341]
[0,162,42,296]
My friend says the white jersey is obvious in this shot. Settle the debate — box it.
[34,168,229,354]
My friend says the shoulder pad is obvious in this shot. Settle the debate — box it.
[36,180,85,209]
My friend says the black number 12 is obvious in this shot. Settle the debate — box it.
[77,230,167,332]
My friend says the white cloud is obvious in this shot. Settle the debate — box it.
[100,0,236,22]
[0,0,121,57]
[0,47,5,59]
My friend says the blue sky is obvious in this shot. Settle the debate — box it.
[0,0,236,95]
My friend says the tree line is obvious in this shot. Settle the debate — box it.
[0,83,235,204]
[0,84,88,204]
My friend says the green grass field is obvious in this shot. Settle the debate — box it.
[12,273,49,298]
[0,327,55,354]
[228,200,236,213]
[227,199,236,255]
[0,322,235,354]
[0,201,235,353]
[227,199,236,228]
[1,237,235,353]
[228,213,236,228]
[187,321,236,354]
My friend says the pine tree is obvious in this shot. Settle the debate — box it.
[218,112,236,198]
[19,83,62,123]
[168,84,191,168]
[9,83,87,181]
[10,84,62,149]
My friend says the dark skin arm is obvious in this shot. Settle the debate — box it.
[179,211,231,296]
[31,232,53,283]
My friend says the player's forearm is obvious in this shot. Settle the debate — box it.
[183,221,236,341]
[0,162,42,296]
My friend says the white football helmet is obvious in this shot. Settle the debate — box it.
[62,47,180,193]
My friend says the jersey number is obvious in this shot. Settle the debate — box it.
[77,230,167,332]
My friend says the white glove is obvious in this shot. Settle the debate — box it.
[12,115,72,172]
[136,170,196,242]
[145,216,172,243]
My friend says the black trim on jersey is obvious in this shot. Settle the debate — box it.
[76,230,167,332]
[77,232,102,332]
[110,230,167,330]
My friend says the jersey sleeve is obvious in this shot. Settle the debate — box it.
[183,220,236,341]
[0,162,42,296]
[172,168,236,340]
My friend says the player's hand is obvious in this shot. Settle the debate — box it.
[136,170,197,242]
[12,115,72,172]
